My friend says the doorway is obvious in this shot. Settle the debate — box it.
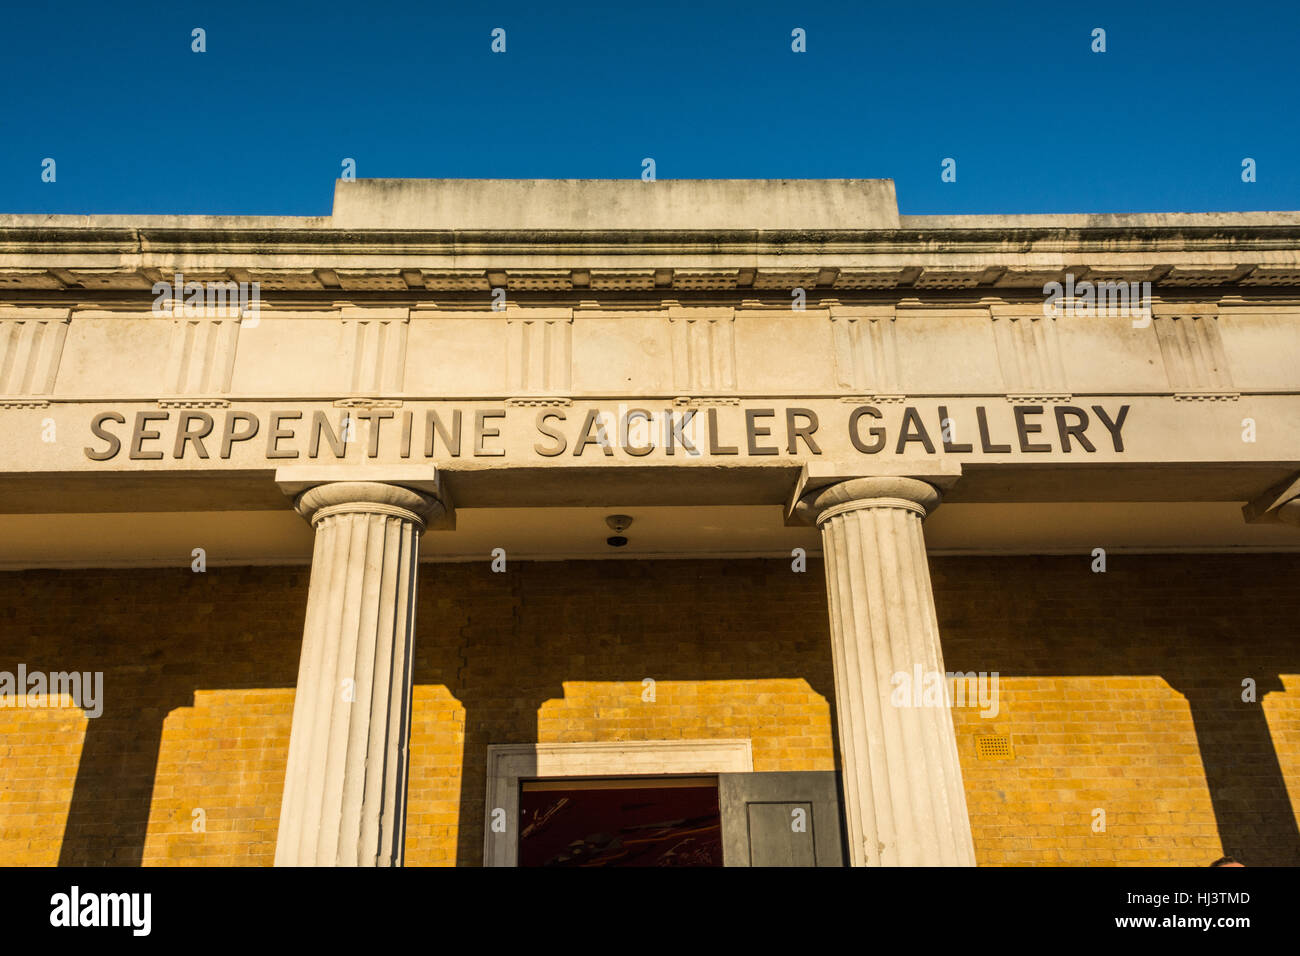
[518,776,722,867]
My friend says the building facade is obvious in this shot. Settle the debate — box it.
[0,179,1297,866]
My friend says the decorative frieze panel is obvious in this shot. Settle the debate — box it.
[751,269,821,290]
[334,269,409,291]
[913,267,992,289]
[832,267,910,290]
[506,309,573,395]
[667,307,737,392]
[829,306,901,398]
[1151,309,1236,399]
[420,271,491,291]
[0,309,71,397]
[57,268,153,290]
[587,269,658,291]
[341,307,410,395]
[994,269,1068,289]
[1076,267,1160,285]
[1158,265,1249,287]
[163,317,241,396]
[504,272,574,291]
[243,269,325,291]
[1240,266,1300,286]
[671,269,741,291]
[0,269,63,289]
[990,307,1069,401]
[143,268,236,287]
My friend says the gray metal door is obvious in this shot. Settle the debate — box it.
[718,770,845,866]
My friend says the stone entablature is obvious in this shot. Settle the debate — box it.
[1,181,1297,517]
[1,181,1297,412]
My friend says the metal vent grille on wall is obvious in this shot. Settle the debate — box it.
[976,734,1014,760]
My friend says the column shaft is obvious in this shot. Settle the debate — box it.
[275,481,438,867]
[802,478,976,866]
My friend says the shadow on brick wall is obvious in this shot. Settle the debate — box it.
[936,553,1300,867]
[0,567,305,867]
[419,559,840,867]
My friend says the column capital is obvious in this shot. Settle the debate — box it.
[275,465,448,530]
[294,481,442,529]
[794,476,943,526]
[785,462,960,527]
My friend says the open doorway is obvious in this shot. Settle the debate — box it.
[518,776,722,867]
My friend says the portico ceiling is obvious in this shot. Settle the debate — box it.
[0,499,1297,570]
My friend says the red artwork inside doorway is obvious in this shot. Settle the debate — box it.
[518,778,722,867]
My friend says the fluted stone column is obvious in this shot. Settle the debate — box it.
[796,477,976,867]
[274,481,442,867]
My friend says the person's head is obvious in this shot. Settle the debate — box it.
[1209,856,1244,867]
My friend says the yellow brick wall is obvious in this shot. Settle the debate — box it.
[0,567,306,866]
[0,555,1296,866]
[936,555,1300,866]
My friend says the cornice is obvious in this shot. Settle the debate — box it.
[5,225,1300,257]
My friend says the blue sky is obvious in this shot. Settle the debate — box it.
[1,0,1296,216]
